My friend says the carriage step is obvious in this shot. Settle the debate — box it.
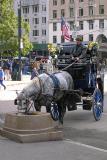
[82,97,92,101]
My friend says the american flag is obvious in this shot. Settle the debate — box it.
[61,17,71,41]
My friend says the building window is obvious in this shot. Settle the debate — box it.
[61,0,65,5]
[42,40,46,44]
[53,36,57,43]
[24,19,29,23]
[53,23,57,31]
[53,10,57,18]
[23,7,29,14]
[42,5,46,11]
[79,21,83,30]
[79,0,84,2]
[79,8,83,16]
[99,5,104,14]
[53,0,57,6]
[42,29,46,36]
[99,19,104,29]
[32,5,39,13]
[33,30,39,36]
[88,0,94,5]
[89,20,94,30]
[70,8,74,17]
[69,0,74,3]
[42,17,46,23]
[33,18,39,24]
[89,6,93,16]
[69,21,74,30]
[61,9,65,17]
[89,34,93,41]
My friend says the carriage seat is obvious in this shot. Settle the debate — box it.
[66,62,97,91]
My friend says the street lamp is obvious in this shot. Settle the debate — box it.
[18,0,22,81]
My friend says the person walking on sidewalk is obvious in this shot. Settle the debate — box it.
[0,67,6,90]
[31,65,39,80]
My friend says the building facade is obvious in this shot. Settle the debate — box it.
[49,0,107,44]
[14,0,49,44]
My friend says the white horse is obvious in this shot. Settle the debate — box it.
[15,71,74,123]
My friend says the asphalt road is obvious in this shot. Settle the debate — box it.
[0,75,107,160]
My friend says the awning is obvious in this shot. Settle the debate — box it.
[32,43,48,50]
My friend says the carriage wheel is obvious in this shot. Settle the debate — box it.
[33,100,41,111]
[50,102,59,121]
[92,88,103,121]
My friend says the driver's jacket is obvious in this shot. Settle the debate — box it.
[71,44,87,59]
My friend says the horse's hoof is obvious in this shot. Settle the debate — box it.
[55,123,63,129]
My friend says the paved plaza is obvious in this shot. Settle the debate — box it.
[0,73,107,160]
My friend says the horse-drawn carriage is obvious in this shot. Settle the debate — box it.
[50,42,104,122]
[50,57,104,122]
[14,42,104,123]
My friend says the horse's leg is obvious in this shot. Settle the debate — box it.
[33,100,41,111]
[57,101,66,124]
[46,102,51,113]
[45,95,53,113]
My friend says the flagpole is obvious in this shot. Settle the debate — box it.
[73,0,78,40]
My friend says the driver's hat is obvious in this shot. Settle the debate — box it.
[76,36,83,41]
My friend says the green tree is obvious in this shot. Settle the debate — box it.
[0,0,32,57]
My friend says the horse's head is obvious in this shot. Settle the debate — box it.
[14,90,30,112]
[14,77,41,113]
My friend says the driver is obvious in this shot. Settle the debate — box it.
[70,36,87,61]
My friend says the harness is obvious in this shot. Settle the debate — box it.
[32,73,60,103]
[46,72,60,96]
[32,77,43,99]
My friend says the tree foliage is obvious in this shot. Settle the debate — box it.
[0,0,32,57]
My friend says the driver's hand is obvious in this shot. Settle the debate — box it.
[76,57,79,61]
[71,56,75,60]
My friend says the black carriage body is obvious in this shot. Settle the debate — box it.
[50,43,104,122]
[62,59,104,120]
[66,62,97,94]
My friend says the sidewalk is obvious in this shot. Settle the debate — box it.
[0,75,31,101]
[4,75,31,87]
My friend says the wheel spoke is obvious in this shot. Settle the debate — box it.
[50,102,59,121]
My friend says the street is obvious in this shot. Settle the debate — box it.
[0,74,107,159]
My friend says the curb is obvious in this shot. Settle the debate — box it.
[6,82,29,86]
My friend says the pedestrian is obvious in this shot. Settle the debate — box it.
[38,59,44,74]
[31,67,39,80]
[2,60,11,80]
[31,62,39,80]
[11,60,20,81]
[0,67,6,90]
